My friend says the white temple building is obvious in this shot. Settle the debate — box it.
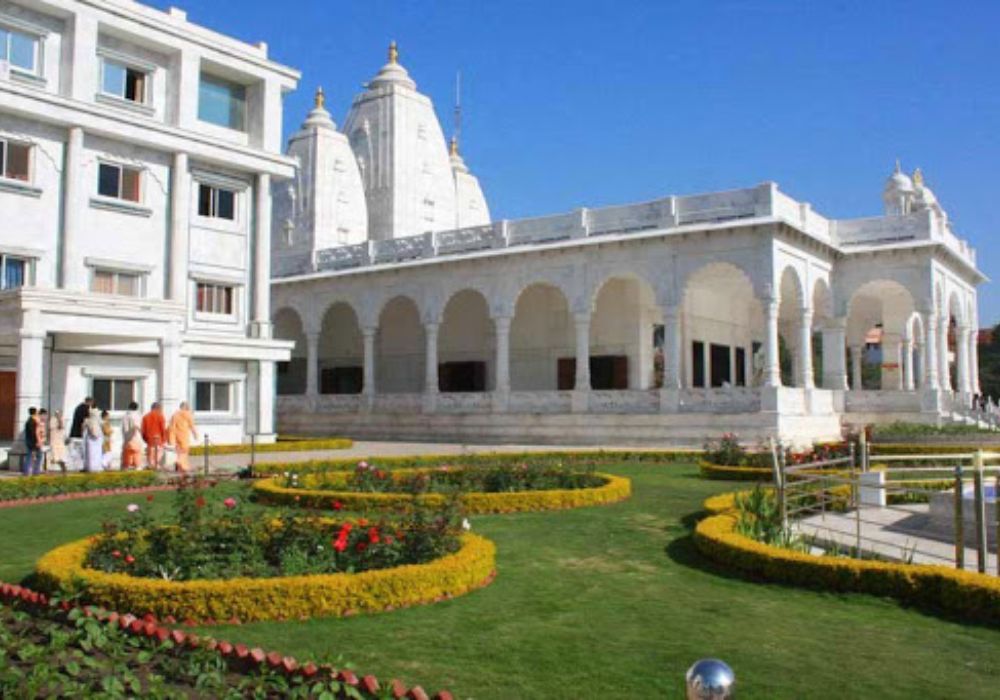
[271,44,986,446]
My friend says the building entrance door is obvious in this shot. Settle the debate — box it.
[0,372,15,441]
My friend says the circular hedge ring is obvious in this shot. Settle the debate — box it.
[35,533,495,623]
[252,469,632,514]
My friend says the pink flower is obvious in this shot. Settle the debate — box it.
[358,461,369,470]
[126,503,140,513]
[111,550,121,559]
[332,501,343,511]
[223,497,237,510]
[124,554,135,565]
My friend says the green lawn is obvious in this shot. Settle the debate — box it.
[2,463,999,699]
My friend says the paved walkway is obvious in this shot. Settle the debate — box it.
[795,504,998,573]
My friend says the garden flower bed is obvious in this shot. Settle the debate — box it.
[0,582,452,699]
[253,462,632,514]
[34,483,496,623]
[0,471,158,503]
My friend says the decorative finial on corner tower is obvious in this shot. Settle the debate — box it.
[388,40,399,65]
[913,167,924,187]
[315,86,325,110]
[894,158,902,174]
[449,135,459,157]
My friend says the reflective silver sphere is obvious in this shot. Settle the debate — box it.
[686,659,736,699]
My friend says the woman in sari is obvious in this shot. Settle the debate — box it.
[120,402,143,470]
[48,410,67,471]
[100,410,114,470]
[83,408,104,472]
[167,402,198,473]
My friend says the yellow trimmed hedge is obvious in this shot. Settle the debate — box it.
[252,450,699,477]
[695,493,1000,625]
[698,460,773,481]
[253,470,632,514]
[35,533,495,623]
[191,437,353,456]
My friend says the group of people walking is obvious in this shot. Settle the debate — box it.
[20,398,200,476]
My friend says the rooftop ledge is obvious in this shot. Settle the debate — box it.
[274,183,980,282]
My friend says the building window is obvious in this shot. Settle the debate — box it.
[0,254,27,290]
[194,381,231,413]
[196,282,234,316]
[0,25,40,74]
[197,183,236,220]
[198,74,246,131]
[91,269,141,297]
[92,378,136,412]
[0,139,30,181]
[101,58,147,104]
[98,162,142,203]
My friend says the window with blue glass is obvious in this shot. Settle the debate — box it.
[198,74,246,131]
[0,25,40,74]
[0,254,27,290]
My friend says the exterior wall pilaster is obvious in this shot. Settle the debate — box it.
[939,316,952,392]
[821,318,848,390]
[256,361,276,437]
[799,308,814,389]
[493,315,511,402]
[424,321,439,412]
[251,173,273,339]
[902,338,915,391]
[362,326,376,409]
[573,312,591,412]
[15,310,45,439]
[159,326,184,416]
[956,325,971,395]
[60,127,86,291]
[762,297,781,388]
[169,152,190,302]
[662,306,681,389]
[305,331,320,398]
[850,345,864,390]
[924,312,940,389]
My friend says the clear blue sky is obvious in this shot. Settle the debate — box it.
[152,0,1000,324]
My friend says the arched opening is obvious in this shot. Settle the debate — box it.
[778,267,805,387]
[319,302,363,394]
[439,289,492,392]
[846,280,915,391]
[510,283,573,391]
[682,263,763,388]
[590,276,662,390]
[906,313,925,390]
[273,307,306,395]
[944,291,965,392]
[377,296,424,394]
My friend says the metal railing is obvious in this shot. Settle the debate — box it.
[775,442,1000,576]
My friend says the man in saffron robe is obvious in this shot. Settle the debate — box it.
[167,402,199,473]
[141,402,167,470]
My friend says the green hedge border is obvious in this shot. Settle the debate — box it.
[191,437,353,457]
[695,492,1000,625]
[0,471,158,503]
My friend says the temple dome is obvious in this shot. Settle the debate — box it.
[367,41,416,90]
[884,161,913,195]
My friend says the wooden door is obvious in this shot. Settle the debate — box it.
[0,372,15,441]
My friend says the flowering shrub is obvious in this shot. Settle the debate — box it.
[85,479,461,581]
[324,460,607,496]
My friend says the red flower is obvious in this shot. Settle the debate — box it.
[195,496,206,509]
[124,555,135,565]
[355,541,368,553]
[332,501,343,511]
[358,518,369,527]
[332,536,347,553]
[368,527,380,544]
[384,536,394,545]
[146,495,154,502]
[223,497,237,510]
[111,550,121,559]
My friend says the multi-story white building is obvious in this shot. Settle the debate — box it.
[271,46,986,446]
[0,0,299,448]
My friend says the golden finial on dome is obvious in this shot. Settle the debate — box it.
[449,135,459,157]
[388,40,399,65]
[315,86,325,109]
[913,167,924,187]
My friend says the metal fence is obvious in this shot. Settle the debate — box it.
[774,442,1000,576]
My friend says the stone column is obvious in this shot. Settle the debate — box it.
[702,340,711,388]
[574,313,591,391]
[424,321,439,412]
[851,345,864,391]
[939,316,952,392]
[159,325,184,415]
[902,338,915,391]
[917,341,927,390]
[763,297,781,388]
[799,308,814,389]
[956,325,971,395]
[924,312,939,389]
[169,152,190,302]
[60,127,85,291]
[881,335,903,391]
[251,173,272,339]
[662,307,682,389]
[15,310,45,440]
[494,316,511,394]
[256,360,276,437]
[821,318,848,390]
[362,326,376,408]
[305,331,320,398]
[970,328,981,395]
